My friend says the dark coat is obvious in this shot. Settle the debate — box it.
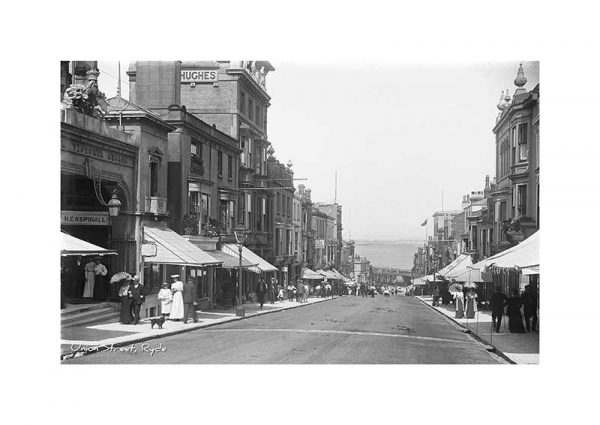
[128,284,145,305]
[183,281,197,303]
[491,291,507,314]
[506,296,523,317]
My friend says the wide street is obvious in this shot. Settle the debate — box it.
[64,294,503,364]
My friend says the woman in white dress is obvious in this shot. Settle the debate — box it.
[157,283,173,317]
[169,275,184,320]
[82,259,97,298]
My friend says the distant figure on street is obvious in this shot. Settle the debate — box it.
[491,286,507,333]
[325,282,332,297]
[257,278,267,309]
[506,289,525,333]
[527,284,538,332]
[296,280,303,302]
[465,288,478,319]
[82,259,97,298]
[432,287,441,307]
[157,283,173,317]
[127,275,144,325]
[287,283,295,301]
[453,289,464,318]
[303,283,309,302]
[92,258,108,301]
[278,285,285,302]
[169,274,184,321]
[315,284,322,297]
[522,284,538,332]
[182,277,198,324]
[118,281,132,324]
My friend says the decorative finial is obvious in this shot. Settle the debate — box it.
[514,63,527,88]
[497,90,506,111]
[267,146,275,156]
[504,88,511,103]
[286,160,293,168]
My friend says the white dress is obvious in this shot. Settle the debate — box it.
[157,288,173,314]
[82,261,96,298]
[170,281,184,319]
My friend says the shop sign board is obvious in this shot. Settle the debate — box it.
[61,210,109,226]
[181,69,218,83]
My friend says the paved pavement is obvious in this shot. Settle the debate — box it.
[416,296,539,364]
[61,296,336,359]
[62,294,504,364]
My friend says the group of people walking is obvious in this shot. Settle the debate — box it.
[491,284,538,333]
[118,274,200,325]
[451,288,479,319]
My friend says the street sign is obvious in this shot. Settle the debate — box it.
[142,243,157,257]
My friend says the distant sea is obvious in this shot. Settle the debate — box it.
[354,240,421,270]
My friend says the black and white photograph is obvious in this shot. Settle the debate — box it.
[4,1,599,424]
[59,60,540,365]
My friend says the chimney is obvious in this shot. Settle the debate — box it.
[298,184,305,196]
[134,61,181,110]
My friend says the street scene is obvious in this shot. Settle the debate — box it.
[60,60,539,365]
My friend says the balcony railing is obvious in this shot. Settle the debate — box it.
[145,196,167,215]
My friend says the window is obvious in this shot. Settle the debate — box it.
[511,127,517,167]
[227,154,233,180]
[150,162,159,196]
[518,123,528,162]
[517,184,527,216]
[217,151,223,177]
[240,91,246,115]
[255,105,260,124]
[201,193,210,226]
[249,99,254,121]
[535,122,539,168]
[189,191,200,214]
[191,143,197,156]
[536,184,540,229]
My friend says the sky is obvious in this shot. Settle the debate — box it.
[98,60,539,241]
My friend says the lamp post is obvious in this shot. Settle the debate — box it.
[106,189,121,301]
[234,225,248,317]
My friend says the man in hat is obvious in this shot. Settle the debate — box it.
[128,275,144,325]
[182,276,198,324]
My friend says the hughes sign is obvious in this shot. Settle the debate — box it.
[181,69,218,83]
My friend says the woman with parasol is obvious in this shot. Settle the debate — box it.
[465,287,478,319]
[111,272,133,324]
[449,282,464,318]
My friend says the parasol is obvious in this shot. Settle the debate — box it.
[110,272,132,284]
[448,283,463,293]
[463,281,478,289]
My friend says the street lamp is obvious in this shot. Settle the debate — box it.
[234,225,249,317]
[107,189,122,217]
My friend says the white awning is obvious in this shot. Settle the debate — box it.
[302,267,325,280]
[473,231,539,273]
[61,231,117,257]
[143,223,222,267]
[221,244,278,273]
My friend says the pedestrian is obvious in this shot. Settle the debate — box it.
[303,283,309,302]
[278,285,285,302]
[296,280,303,302]
[269,278,276,304]
[465,288,478,319]
[527,283,538,332]
[257,278,267,309]
[490,285,507,333]
[432,286,440,307]
[92,257,108,301]
[157,283,173,317]
[82,258,98,298]
[506,289,525,333]
[169,274,184,321]
[182,277,198,324]
[315,284,322,298]
[453,287,464,318]
[325,282,332,297]
[287,282,295,302]
[118,280,132,324]
[127,275,144,325]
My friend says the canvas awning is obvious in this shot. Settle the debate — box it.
[221,244,278,273]
[473,231,539,273]
[448,267,492,283]
[208,250,258,269]
[302,267,325,280]
[437,253,470,277]
[316,269,339,280]
[330,269,347,280]
[444,254,474,279]
[143,224,222,267]
[61,231,117,257]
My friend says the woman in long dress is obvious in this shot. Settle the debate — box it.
[157,283,173,317]
[118,282,133,324]
[506,290,525,333]
[170,279,184,320]
[465,289,478,319]
[82,259,97,298]
[454,290,465,318]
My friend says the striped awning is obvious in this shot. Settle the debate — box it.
[208,250,258,269]
[221,244,278,273]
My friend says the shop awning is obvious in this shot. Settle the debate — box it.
[447,267,492,283]
[330,269,347,280]
[444,254,474,279]
[317,269,341,280]
[473,231,539,273]
[143,224,222,267]
[221,244,278,273]
[437,253,470,277]
[302,267,325,280]
[61,231,118,257]
[208,250,258,269]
